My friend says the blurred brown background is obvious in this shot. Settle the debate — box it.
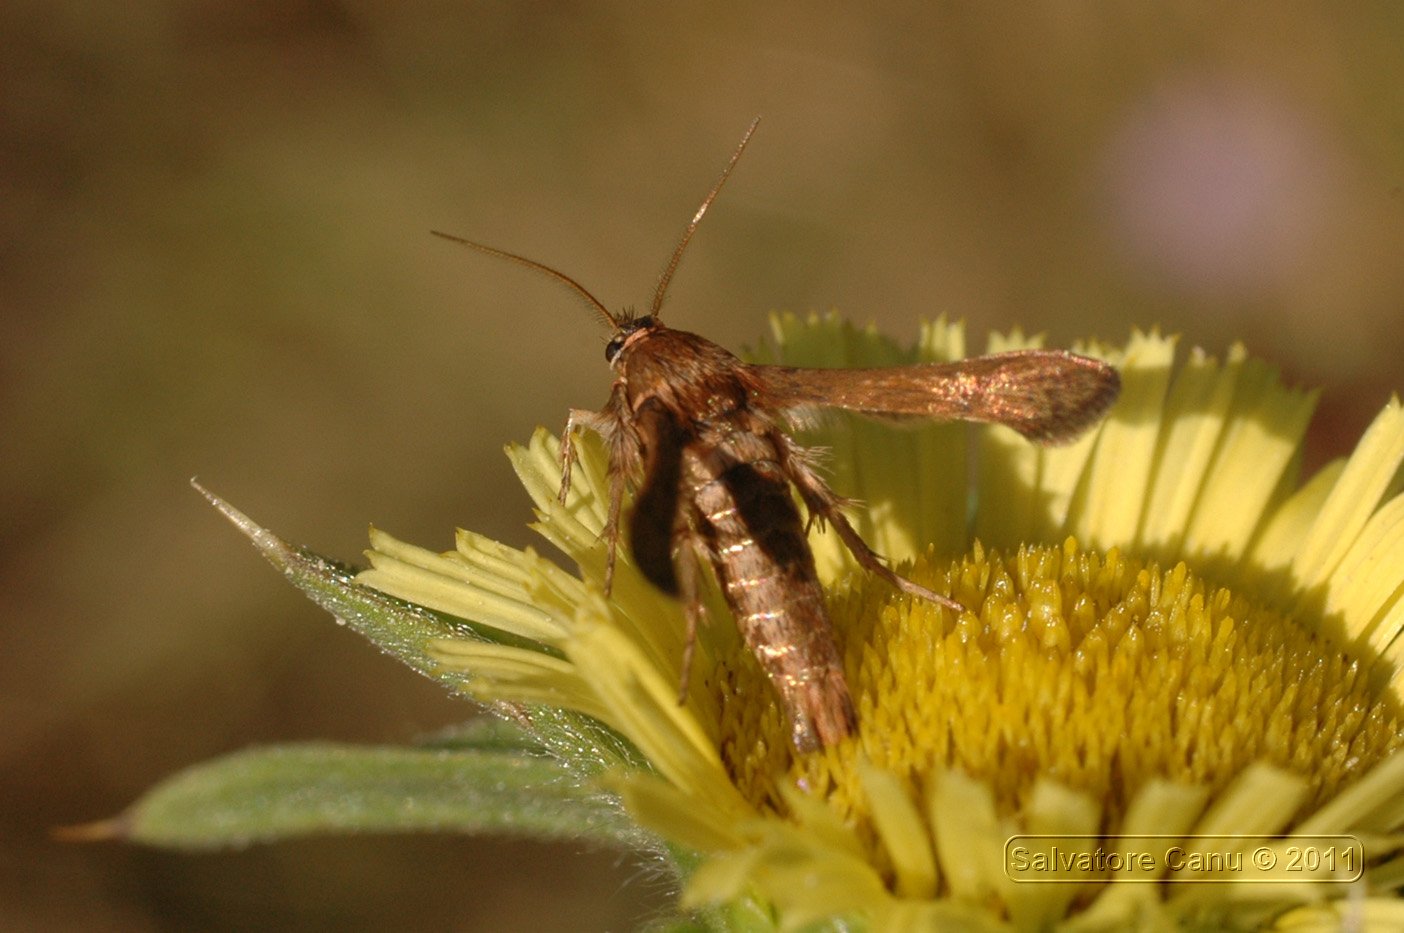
[3,3,1402,930]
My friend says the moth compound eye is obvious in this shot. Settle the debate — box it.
[605,337,624,362]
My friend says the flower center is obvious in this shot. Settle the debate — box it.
[715,540,1403,838]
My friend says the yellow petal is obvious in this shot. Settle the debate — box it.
[1181,359,1318,567]
[1072,329,1177,548]
[1139,343,1246,554]
[1292,399,1404,592]
[857,760,937,899]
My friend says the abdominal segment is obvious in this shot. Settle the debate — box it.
[685,440,856,751]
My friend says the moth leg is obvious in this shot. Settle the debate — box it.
[558,407,614,504]
[672,529,708,705]
[829,509,964,611]
[602,465,626,595]
[776,433,964,612]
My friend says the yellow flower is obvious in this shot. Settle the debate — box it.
[359,314,1404,930]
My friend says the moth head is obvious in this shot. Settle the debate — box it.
[605,315,658,366]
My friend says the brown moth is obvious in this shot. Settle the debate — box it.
[434,119,1121,752]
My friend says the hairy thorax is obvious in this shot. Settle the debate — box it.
[619,328,759,425]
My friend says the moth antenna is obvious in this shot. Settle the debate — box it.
[649,116,761,319]
[430,230,618,329]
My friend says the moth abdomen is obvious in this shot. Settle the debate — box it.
[688,442,856,750]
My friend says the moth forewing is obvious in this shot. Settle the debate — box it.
[627,400,688,596]
[751,349,1121,445]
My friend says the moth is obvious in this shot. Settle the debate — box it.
[435,120,1120,752]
